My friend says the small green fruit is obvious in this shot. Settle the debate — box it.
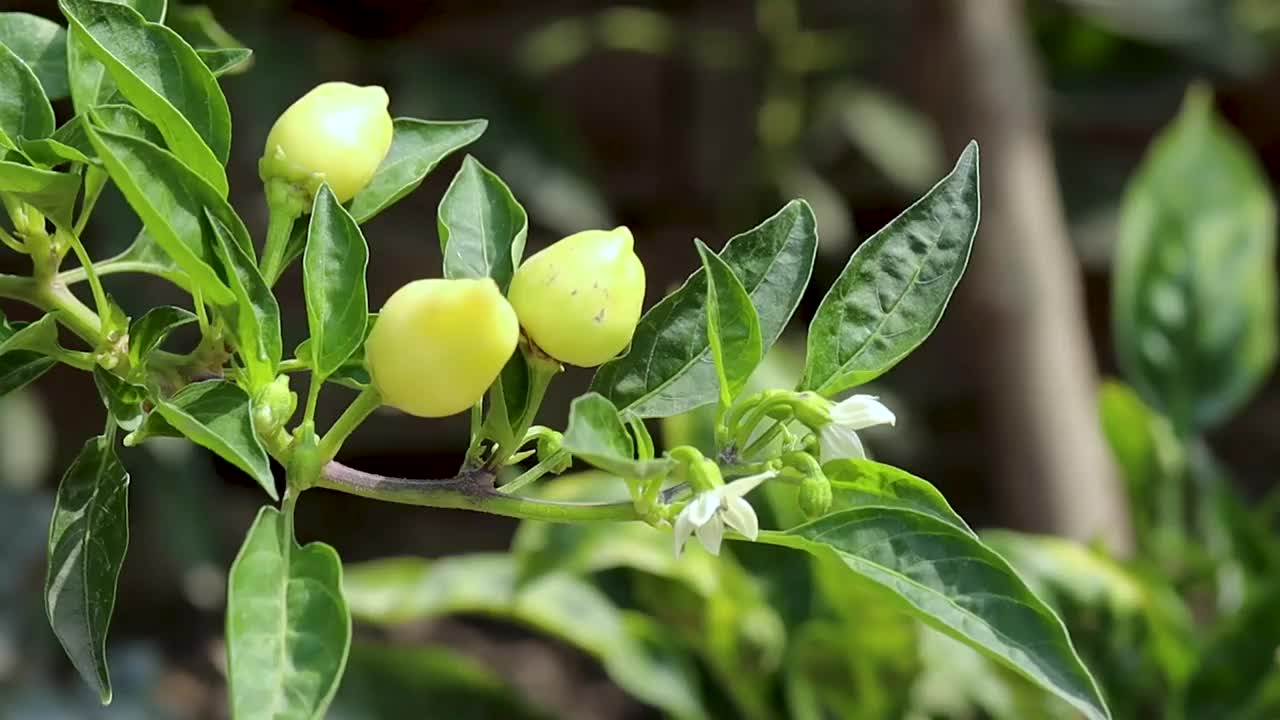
[508,227,645,367]
[366,278,518,418]
[260,82,394,204]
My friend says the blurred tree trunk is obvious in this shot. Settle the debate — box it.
[914,0,1132,551]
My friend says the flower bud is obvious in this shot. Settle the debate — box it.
[535,430,573,474]
[253,375,297,437]
[366,278,518,418]
[788,392,832,429]
[260,82,394,204]
[508,227,645,367]
[798,473,833,519]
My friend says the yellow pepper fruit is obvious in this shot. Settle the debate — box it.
[508,227,645,367]
[260,82,394,204]
[365,278,518,418]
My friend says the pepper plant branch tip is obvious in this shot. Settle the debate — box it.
[318,460,642,523]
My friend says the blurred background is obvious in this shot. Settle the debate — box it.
[2,0,1280,717]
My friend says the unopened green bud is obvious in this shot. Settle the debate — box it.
[788,392,831,429]
[535,430,573,474]
[798,472,832,519]
[260,82,394,204]
[688,457,723,493]
[253,375,297,437]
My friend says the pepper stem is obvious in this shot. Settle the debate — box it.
[259,179,308,286]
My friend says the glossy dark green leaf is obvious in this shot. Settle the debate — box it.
[759,506,1110,720]
[345,555,706,720]
[206,209,280,389]
[333,644,551,720]
[19,137,92,167]
[824,459,974,535]
[196,47,251,77]
[227,506,350,720]
[304,184,369,378]
[278,217,308,274]
[83,124,235,304]
[64,0,163,116]
[127,305,196,367]
[45,434,129,704]
[592,200,817,417]
[93,366,145,431]
[484,352,530,450]
[349,118,487,223]
[802,142,980,395]
[73,229,189,290]
[0,309,56,397]
[1113,89,1276,431]
[61,0,230,194]
[0,12,69,100]
[562,393,672,479]
[292,315,375,391]
[437,155,527,292]
[694,239,761,407]
[136,379,276,499]
[0,160,81,228]
[0,40,55,141]
[0,351,55,397]
[0,312,62,356]
[43,105,164,166]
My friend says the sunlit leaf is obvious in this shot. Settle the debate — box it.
[593,200,817,417]
[801,142,979,395]
[0,12,69,100]
[759,505,1110,720]
[61,0,230,194]
[562,393,672,479]
[227,506,350,720]
[349,118,487,223]
[83,124,237,304]
[133,380,276,499]
[207,209,281,389]
[695,239,762,408]
[304,184,369,378]
[437,155,527,292]
[0,40,55,140]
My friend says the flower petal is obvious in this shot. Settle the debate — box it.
[686,492,721,526]
[695,515,726,556]
[723,470,777,500]
[819,424,866,462]
[673,505,698,558]
[830,395,896,430]
[721,496,759,541]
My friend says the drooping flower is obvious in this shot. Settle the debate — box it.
[672,471,775,558]
[817,395,896,462]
